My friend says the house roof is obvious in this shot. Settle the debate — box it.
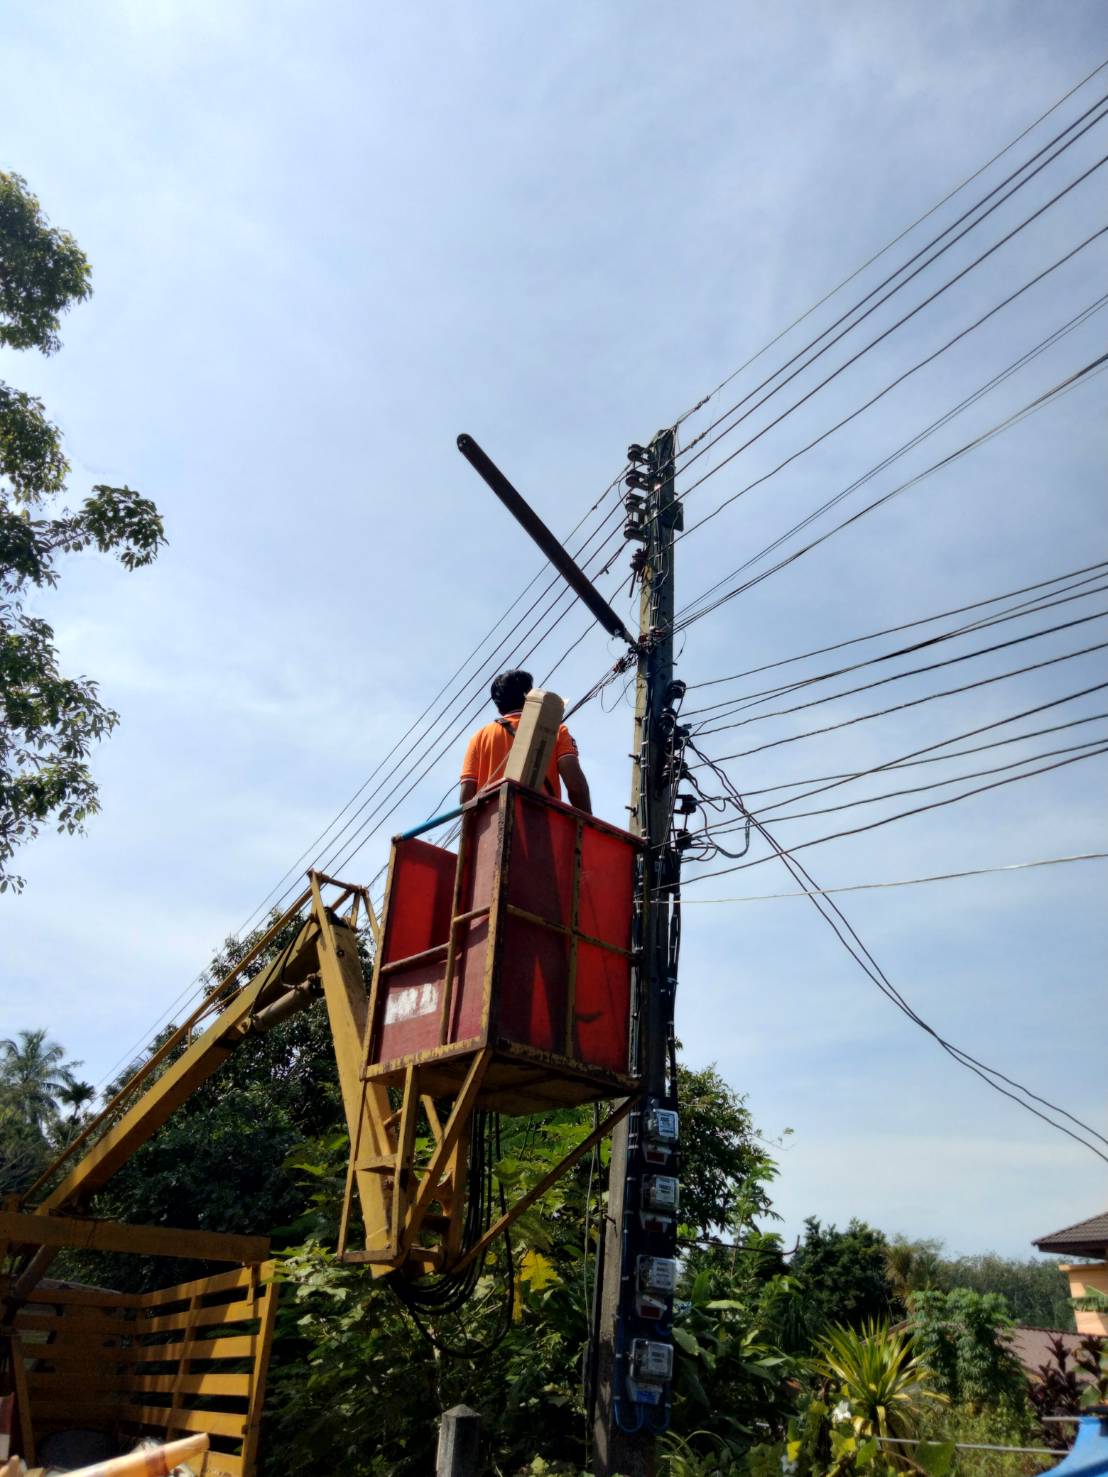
[1008,1326,1092,1377]
[1034,1211,1108,1259]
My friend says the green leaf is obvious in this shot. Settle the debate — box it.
[915,1441,956,1477]
[690,1268,713,1305]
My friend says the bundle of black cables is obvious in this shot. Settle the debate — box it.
[389,1109,516,1357]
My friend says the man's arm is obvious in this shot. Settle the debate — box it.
[459,778,477,804]
[558,754,591,814]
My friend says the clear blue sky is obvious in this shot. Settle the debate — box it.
[1,1,1105,1257]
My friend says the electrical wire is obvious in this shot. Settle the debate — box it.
[666,101,1108,501]
[692,608,1108,738]
[687,557,1108,693]
[685,561,1108,706]
[683,744,1108,1162]
[732,710,1108,799]
[686,579,1108,723]
[670,55,1108,427]
[693,678,1108,823]
[702,734,1108,832]
[676,850,1108,903]
[672,211,1108,548]
[671,350,1108,639]
[685,743,1108,883]
[674,294,1108,629]
[700,634,1108,759]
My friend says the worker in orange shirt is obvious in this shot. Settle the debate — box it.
[459,669,592,813]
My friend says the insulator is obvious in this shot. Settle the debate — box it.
[627,443,649,463]
[623,523,647,542]
[623,492,645,513]
[663,679,687,706]
[675,794,698,815]
[624,469,654,491]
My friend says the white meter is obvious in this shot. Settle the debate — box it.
[631,1338,674,1381]
[644,1108,679,1144]
[642,1175,679,1213]
[637,1255,678,1295]
[627,1337,673,1406]
[642,1108,679,1165]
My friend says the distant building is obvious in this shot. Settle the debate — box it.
[1034,1211,1108,1337]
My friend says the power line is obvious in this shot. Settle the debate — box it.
[704,734,1108,830]
[703,634,1108,760]
[686,557,1108,696]
[693,609,1108,738]
[703,678,1108,819]
[685,743,1108,884]
[733,710,1108,799]
[671,350,1108,639]
[684,746,1108,1162]
[679,850,1108,903]
[672,60,1108,429]
[686,576,1108,722]
[673,206,1108,547]
[665,104,1108,507]
[674,297,1108,630]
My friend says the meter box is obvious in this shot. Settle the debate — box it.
[627,1338,674,1405]
[631,1338,674,1382]
[637,1256,679,1295]
[635,1254,678,1317]
[640,1174,679,1232]
[642,1176,679,1214]
[642,1108,679,1165]
[364,781,644,1115]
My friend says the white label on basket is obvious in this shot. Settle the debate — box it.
[384,982,440,1025]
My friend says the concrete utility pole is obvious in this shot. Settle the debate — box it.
[592,428,681,1477]
[456,429,683,1475]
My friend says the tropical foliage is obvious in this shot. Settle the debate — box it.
[887,1238,1076,1332]
[0,169,164,891]
[5,974,1099,1475]
[0,1026,92,1192]
[811,1319,946,1441]
[909,1289,1027,1412]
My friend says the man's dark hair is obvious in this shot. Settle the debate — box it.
[491,670,533,714]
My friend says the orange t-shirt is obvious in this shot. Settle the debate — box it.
[460,712,578,800]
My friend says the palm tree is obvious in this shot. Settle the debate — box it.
[812,1318,946,1443]
[886,1236,943,1304]
[0,1028,82,1131]
[56,1076,97,1138]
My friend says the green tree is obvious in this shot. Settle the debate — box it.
[57,913,350,1292]
[886,1237,1077,1330]
[936,1251,1075,1331]
[0,1093,48,1193]
[0,169,164,891]
[55,1075,96,1138]
[0,1025,84,1193]
[885,1235,943,1303]
[908,1288,1027,1413]
[265,1062,781,1476]
[790,1218,897,1331]
[0,1025,82,1130]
